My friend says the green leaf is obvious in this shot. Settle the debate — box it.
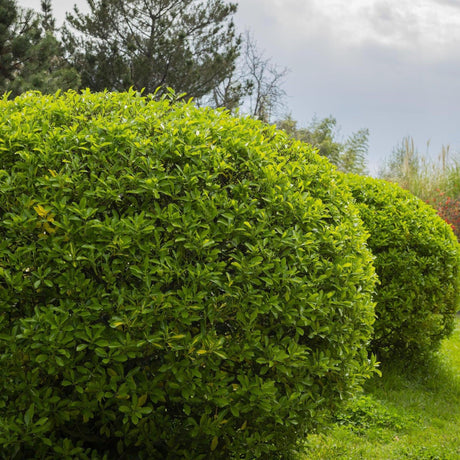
[137,394,148,407]
[210,436,218,451]
[24,403,34,426]
[230,406,239,417]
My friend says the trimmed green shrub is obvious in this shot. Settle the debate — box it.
[0,90,376,459]
[344,174,460,360]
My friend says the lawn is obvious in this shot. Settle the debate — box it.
[301,318,460,459]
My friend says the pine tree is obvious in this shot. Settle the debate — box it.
[0,0,79,96]
[63,0,240,99]
[40,0,56,32]
[0,0,31,89]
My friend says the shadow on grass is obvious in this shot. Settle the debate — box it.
[302,322,460,459]
[366,329,460,421]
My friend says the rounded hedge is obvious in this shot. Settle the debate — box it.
[344,174,460,359]
[0,90,376,458]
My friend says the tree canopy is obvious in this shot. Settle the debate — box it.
[63,0,240,100]
[277,115,369,174]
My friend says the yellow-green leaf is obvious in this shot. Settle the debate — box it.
[34,204,48,217]
[138,394,148,407]
[213,350,227,360]
[210,436,218,451]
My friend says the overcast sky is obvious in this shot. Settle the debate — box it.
[17,0,460,174]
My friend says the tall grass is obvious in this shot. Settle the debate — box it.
[379,137,460,238]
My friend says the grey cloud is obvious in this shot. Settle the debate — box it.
[363,2,422,45]
[433,0,460,8]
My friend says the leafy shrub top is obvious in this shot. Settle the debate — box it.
[345,174,460,359]
[0,90,376,458]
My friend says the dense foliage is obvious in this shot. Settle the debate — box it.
[345,174,460,359]
[0,90,376,458]
[428,192,460,241]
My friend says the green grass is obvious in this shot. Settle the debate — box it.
[301,318,460,459]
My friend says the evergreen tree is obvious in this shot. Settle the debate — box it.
[0,0,36,90]
[40,0,56,32]
[0,0,16,83]
[0,0,79,96]
[64,0,240,99]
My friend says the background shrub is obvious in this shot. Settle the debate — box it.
[427,191,460,241]
[344,174,460,360]
[0,90,376,459]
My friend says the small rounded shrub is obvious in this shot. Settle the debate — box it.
[344,174,460,359]
[0,90,376,459]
